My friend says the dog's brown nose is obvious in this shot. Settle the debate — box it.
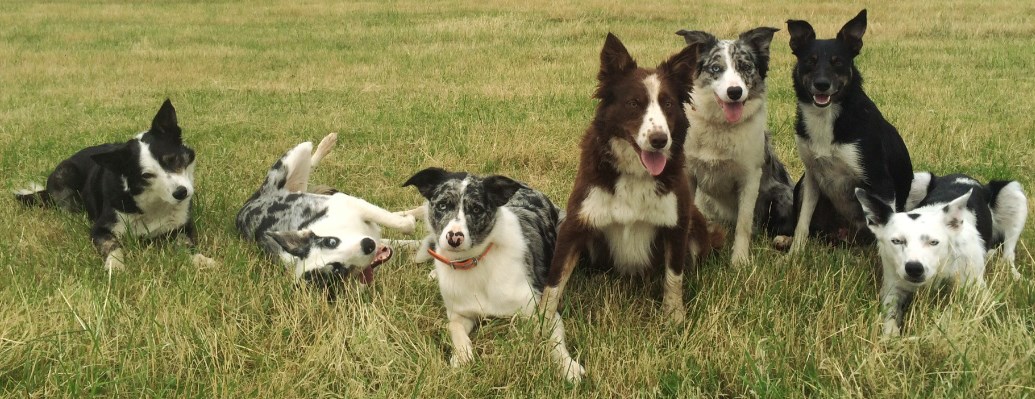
[446,231,465,248]
[648,133,669,150]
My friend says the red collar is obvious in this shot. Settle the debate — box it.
[427,243,494,271]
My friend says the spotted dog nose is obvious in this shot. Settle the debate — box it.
[648,133,669,150]
[446,231,465,248]
[813,80,831,92]
[360,238,376,255]
[904,261,924,279]
[173,186,189,201]
[727,86,743,101]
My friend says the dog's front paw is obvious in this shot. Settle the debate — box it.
[731,249,751,267]
[559,359,586,383]
[192,254,218,268]
[772,235,793,252]
[882,320,901,338]
[104,250,125,272]
[449,351,473,368]
[662,302,686,324]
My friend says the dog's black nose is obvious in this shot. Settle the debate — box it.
[172,186,188,201]
[726,86,743,101]
[813,80,831,92]
[446,231,465,248]
[904,261,924,279]
[360,238,376,255]
[648,133,669,150]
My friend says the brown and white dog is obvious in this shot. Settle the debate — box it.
[538,33,721,331]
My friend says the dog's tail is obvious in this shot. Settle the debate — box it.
[13,183,51,207]
[988,180,1027,278]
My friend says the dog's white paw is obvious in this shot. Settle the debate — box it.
[449,351,473,368]
[882,320,901,338]
[559,359,586,383]
[400,214,417,234]
[104,251,125,272]
[192,254,218,268]
[731,250,751,267]
[662,303,686,324]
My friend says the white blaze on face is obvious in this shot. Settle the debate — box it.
[440,179,473,252]
[137,140,194,205]
[713,41,749,123]
[635,74,672,177]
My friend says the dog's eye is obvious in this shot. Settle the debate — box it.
[891,238,905,245]
[626,99,640,108]
[468,205,483,215]
[709,64,721,74]
[738,61,752,71]
[831,57,843,67]
[663,100,674,108]
[929,240,940,246]
[141,172,157,179]
[322,237,340,248]
[435,202,449,212]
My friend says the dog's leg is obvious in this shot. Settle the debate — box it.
[447,311,477,367]
[281,142,314,193]
[91,226,124,272]
[544,312,585,383]
[789,172,818,253]
[539,220,587,331]
[991,181,1027,279]
[309,133,337,168]
[880,282,913,337]
[732,169,762,266]
[343,196,417,233]
[662,225,688,324]
[174,219,218,268]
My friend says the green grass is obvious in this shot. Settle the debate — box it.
[2,0,1034,397]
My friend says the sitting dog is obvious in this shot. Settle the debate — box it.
[778,10,914,252]
[538,32,720,331]
[15,99,214,271]
[676,27,794,265]
[403,167,584,382]
[236,133,417,291]
[856,172,1027,336]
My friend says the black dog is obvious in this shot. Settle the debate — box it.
[778,9,913,252]
[15,100,214,271]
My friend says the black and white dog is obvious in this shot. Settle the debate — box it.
[676,27,794,265]
[15,99,214,271]
[403,167,585,382]
[779,10,914,252]
[236,133,418,288]
[856,173,1027,336]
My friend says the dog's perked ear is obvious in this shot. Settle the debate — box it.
[942,189,973,231]
[596,33,637,86]
[785,19,816,56]
[738,27,780,79]
[403,167,450,199]
[837,9,867,56]
[482,175,523,209]
[855,187,893,230]
[675,30,717,49]
[90,144,134,173]
[150,99,182,143]
[659,41,701,92]
[267,229,317,258]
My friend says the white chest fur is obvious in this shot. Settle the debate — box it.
[435,209,538,319]
[685,102,767,204]
[112,202,190,238]
[797,103,866,220]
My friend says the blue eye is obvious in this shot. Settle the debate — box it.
[435,202,449,212]
[709,64,721,73]
[322,237,340,248]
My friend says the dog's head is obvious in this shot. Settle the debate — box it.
[91,99,196,207]
[266,227,391,284]
[786,10,867,108]
[676,27,779,124]
[404,167,523,255]
[856,187,972,286]
[593,33,700,176]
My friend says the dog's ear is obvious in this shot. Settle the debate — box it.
[482,175,523,209]
[837,9,867,56]
[90,143,134,173]
[267,229,317,258]
[659,43,701,93]
[150,99,182,143]
[403,167,450,199]
[855,188,893,231]
[786,19,816,56]
[942,189,973,232]
[739,27,780,79]
[675,29,717,49]
[596,33,637,91]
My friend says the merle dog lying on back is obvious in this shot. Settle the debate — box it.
[236,133,418,295]
[15,99,215,271]
[778,9,914,252]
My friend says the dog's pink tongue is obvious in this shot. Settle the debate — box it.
[639,151,667,176]
[359,266,375,285]
[721,101,744,123]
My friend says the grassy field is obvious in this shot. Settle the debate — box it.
[2,0,1033,397]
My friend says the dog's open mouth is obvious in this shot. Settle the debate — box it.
[717,95,744,123]
[359,244,393,285]
[638,149,667,177]
[813,94,832,107]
